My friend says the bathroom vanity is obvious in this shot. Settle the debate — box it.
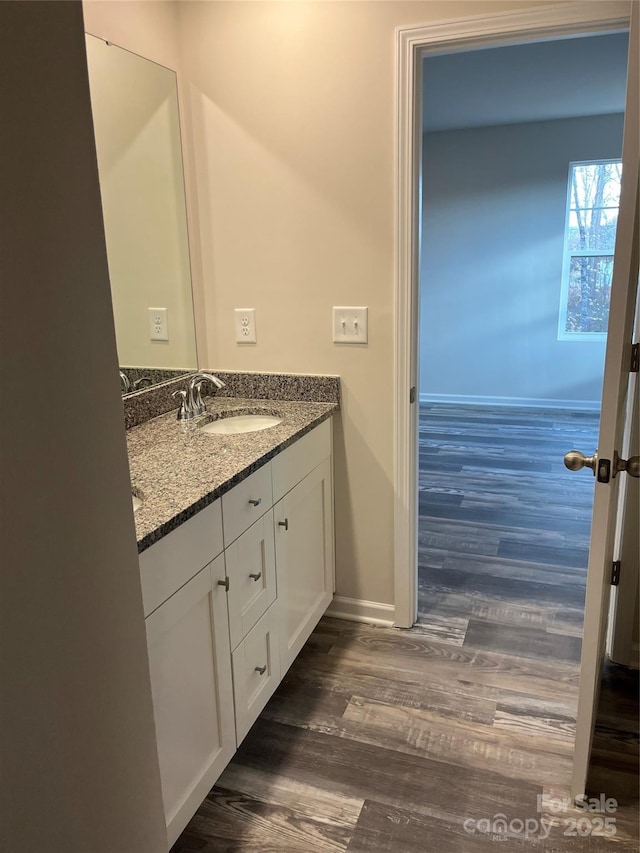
[127,380,338,847]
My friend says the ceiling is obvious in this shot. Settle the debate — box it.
[422,32,629,133]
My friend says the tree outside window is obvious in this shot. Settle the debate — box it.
[558,160,622,340]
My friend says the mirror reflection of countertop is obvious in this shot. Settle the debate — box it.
[128,397,338,553]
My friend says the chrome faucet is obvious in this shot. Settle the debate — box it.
[119,370,130,394]
[188,372,225,416]
[173,372,225,421]
[133,375,152,390]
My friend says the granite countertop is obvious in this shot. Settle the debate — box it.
[128,396,338,553]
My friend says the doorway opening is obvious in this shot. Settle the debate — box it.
[416,34,628,661]
[395,0,638,814]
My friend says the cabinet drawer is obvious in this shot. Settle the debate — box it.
[139,499,223,617]
[231,603,281,745]
[225,510,276,650]
[272,419,331,503]
[222,463,273,546]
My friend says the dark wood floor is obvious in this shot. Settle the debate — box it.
[417,403,600,656]
[172,405,638,852]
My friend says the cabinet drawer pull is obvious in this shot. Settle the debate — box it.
[217,578,230,591]
[254,665,267,675]
[248,498,262,507]
[249,572,262,582]
[278,518,289,531]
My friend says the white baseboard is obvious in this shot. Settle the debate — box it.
[419,393,600,411]
[326,596,395,627]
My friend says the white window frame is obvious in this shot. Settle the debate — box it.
[557,158,622,342]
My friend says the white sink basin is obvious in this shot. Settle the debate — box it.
[132,494,143,512]
[199,414,282,435]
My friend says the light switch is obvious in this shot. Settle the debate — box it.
[235,308,257,344]
[332,307,368,344]
[148,307,168,341]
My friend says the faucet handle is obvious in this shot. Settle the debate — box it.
[172,389,190,421]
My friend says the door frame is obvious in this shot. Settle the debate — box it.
[393,0,632,630]
[608,357,639,667]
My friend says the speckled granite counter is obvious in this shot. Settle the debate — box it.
[128,396,338,553]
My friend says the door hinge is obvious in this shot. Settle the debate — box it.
[611,560,621,586]
[409,386,416,404]
[631,342,639,373]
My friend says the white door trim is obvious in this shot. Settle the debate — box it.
[393,1,632,628]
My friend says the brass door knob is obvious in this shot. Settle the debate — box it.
[614,453,640,479]
[564,450,597,474]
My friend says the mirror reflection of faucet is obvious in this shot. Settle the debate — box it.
[119,370,130,394]
[172,373,226,421]
[133,376,153,391]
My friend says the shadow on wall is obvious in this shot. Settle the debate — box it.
[331,398,394,607]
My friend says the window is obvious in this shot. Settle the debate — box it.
[558,160,622,341]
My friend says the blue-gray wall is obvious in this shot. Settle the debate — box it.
[420,113,624,406]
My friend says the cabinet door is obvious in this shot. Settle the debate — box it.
[275,457,334,675]
[225,510,276,650]
[145,555,235,848]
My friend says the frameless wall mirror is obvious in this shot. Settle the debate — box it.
[85,34,197,395]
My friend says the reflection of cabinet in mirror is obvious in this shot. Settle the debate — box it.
[85,35,197,393]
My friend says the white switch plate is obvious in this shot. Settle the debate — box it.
[332,306,368,344]
[148,307,168,341]
[234,308,257,344]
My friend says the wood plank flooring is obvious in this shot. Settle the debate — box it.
[172,621,638,852]
[417,403,600,652]
[171,405,638,852]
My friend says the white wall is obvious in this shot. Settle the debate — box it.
[83,0,181,70]
[0,2,166,850]
[420,113,624,405]
[175,0,553,608]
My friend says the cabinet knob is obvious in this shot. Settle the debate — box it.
[217,578,230,591]
[254,665,267,675]
[248,498,262,507]
[278,518,289,531]
[249,572,262,582]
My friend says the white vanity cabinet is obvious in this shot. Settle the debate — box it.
[145,556,235,848]
[225,509,281,745]
[224,510,277,650]
[231,604,281,743]
[221,464,273,546]
[272,422,334,674]
[138,417,334,849]
[139,501,236,848]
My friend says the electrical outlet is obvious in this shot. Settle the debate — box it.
[332,307,368,344]
[148,307,168,341]
[234,308,257,344]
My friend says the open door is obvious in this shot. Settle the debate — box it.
[567,8,639,802]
